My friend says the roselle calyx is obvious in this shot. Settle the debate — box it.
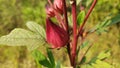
[46,18,69,48]
[46,5,55,17]
[54,0,63,14]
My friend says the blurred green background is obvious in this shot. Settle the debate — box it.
[0,0,120,68]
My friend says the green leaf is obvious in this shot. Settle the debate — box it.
[91,60,115,68]
[82,59,114,68]
[89,14,120,34]
[47,48,55,67]
[80,41,89,49]
[0,28,45,50]
[79,57,86,64]
[89,50,111,64]
[68,15,73,27]
[77,11,85,25]
[99,18,110,28]
[32,50,52,68]
[97,50,111,60]
[83,50,113,68]
[26,21,46,40]
[77,41,89,57]
[106,14,120,26]
[56,61,61,68]
[89,57,98,64]
[81,64,93,68]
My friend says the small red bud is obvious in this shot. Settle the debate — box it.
[80,5,85,11]
[46,5,55,17]
[54,0,63,14]
[46,18,69,48]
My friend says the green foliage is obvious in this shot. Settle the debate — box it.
[32,49,61,68]
[106,14,120,26]
[81,64,93,68]
[89,14,120,34]
[80,41,89,49]
[97,50,111,60]
[81,60,114,68]
[80,50,114,68]
[68,15,73,27]
[0,0,120,68]
[91,60,114,68]
[76,41,89,58]
[47,48,55,67]
[0,22,46,50]
[26,21,46,40]
[77,10,85,26]
[89,50,111,63]
[32,50,52,68]
[68,10,85,27]
[56,61,61,68]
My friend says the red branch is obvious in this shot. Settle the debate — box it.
[62,0,72,65]
[78,0,97,36]
[71,0,78,67]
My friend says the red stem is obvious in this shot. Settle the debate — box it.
[71,0,78,67]
[78,0,97,35]
[62,0,69,31]
[48,0,53,7]
[62,0,72,65]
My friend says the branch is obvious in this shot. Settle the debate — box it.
[62,0,72,65]
[78,0,97,36]
[71,0,78,67]
[79,44,92,64]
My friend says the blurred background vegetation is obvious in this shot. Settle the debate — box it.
[0,0,120,68]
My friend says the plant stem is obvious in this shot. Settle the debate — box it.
[71,0,78,67]
[48,0,53,7]
[78,0,97,36]
[79,44,92,64]
[62,0,69,31]
[62,0,72,65]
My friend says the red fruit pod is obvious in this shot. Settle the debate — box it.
[54,0,63,14]
[46,18,69,48]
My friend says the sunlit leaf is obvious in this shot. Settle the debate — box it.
[81,64,93,68]
[81,59,114,68]
[91,60,115,68]
[26,21,46,40]
[68,15,73,27]
[77,10,85,25]
[97,50,111,60]
[0,28,45,50]
[89,50,110,64]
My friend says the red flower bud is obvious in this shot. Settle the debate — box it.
[46,5,55,17]
[46,18,69,48]
[54,0,63,14]
[80,5,85,11]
